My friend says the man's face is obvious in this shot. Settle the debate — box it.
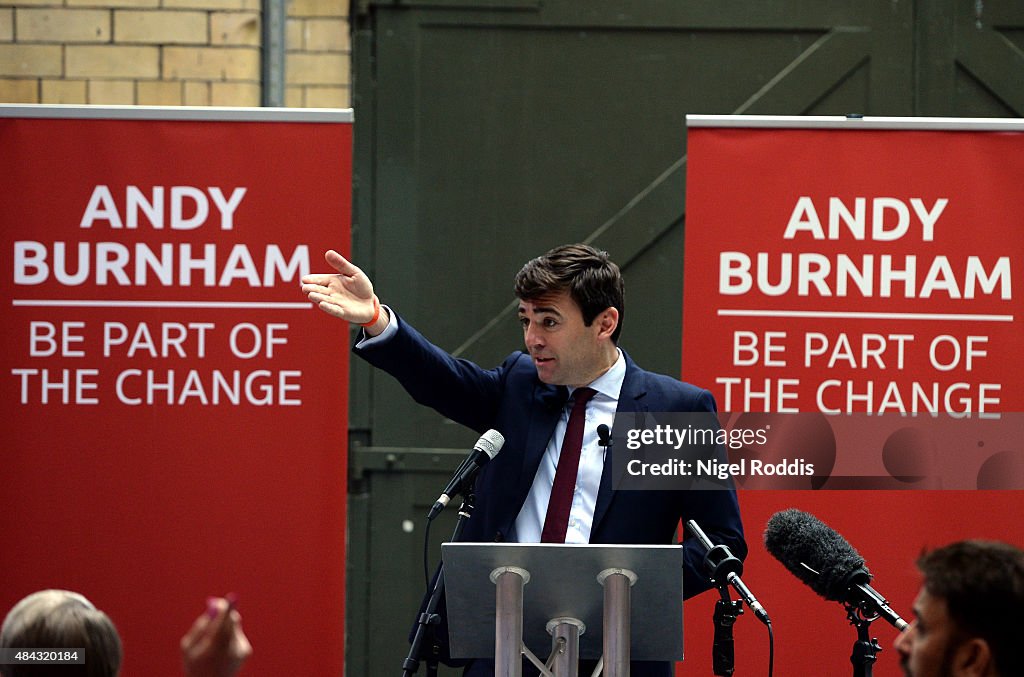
[518,291,615,388]
[894,588,969,677]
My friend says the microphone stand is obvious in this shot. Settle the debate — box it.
[712,586,743,677]
[688,519,752,676]
[846,603,882,677]
[401,491,475,677]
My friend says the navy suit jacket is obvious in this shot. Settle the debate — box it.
[355,314,746,676]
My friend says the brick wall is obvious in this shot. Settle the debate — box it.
[0,0,350,107]
[286,0,347,107]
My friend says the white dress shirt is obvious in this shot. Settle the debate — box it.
[513,350,625,544]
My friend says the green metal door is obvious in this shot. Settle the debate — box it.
[345,2,1023,674]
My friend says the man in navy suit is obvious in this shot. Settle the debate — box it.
[302,244,745,676]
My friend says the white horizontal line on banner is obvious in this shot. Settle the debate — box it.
[12,299,312,309]
[717,309,1014,322]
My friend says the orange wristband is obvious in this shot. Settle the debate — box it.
[359,296,381,327]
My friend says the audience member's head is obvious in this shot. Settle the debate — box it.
[1,591,249,677]
[0,590,121,677]
[895,540,1024,677]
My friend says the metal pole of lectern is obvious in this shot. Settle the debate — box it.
[597,568,638,677]
[490,566,530,677]
[546,617,585,677]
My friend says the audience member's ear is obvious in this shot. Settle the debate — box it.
[951,637,994,677]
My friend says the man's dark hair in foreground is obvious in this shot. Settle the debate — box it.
[895,540,1024,677]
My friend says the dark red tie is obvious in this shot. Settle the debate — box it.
[541,387,596,543]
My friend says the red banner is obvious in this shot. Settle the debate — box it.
[1,108,351,676]
[685,120,1021,416]
[681,117,1024,676]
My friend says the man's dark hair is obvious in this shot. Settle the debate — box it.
[514,243,625,343]
[917,540,1024,677]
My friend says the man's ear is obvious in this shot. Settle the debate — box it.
[595,307,619,340]
[951,637,994,677]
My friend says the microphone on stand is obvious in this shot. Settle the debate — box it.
[688,519,771,677]
[426,429,504,521]
[688,520,770,625]
[764,508,908,631]
[405,431,503,677]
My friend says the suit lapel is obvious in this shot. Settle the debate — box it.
[516,383,567,509]
[591,353,648,538]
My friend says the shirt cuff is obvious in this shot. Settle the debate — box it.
[355,305,398,348]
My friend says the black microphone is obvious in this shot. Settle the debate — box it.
[426,429,504,521]
[764,509,908,631]
[687,519,770,625]
[597,424,612,447]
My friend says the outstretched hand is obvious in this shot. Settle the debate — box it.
[301,250,386,332]
[180,597,252,677]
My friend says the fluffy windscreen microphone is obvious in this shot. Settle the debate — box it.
[764,508,908,630]
[764,508,866,601]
